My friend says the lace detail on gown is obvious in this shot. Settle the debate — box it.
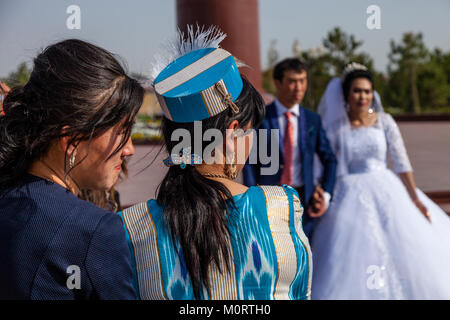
[335,125,406,298]
[343,113,412,174]
[381,113,412,173]
[311,112,450,299]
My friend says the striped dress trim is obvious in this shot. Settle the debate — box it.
[121,201,167,300]
[292,192,313,299]
[259,185,298,300]
[117,210,140,299]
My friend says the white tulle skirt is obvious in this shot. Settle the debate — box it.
[311,168,450,299]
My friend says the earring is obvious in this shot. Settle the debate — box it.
[224,151,237,180]
[69,153,75,169]
[368,101,375,114]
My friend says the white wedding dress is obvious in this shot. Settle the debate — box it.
[311,112,450,299]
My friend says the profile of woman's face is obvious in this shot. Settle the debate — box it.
[347,78,374,112]
[71,120,135,191]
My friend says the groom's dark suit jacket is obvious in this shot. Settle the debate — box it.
[243,102,337,235]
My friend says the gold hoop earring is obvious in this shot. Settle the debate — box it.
[224,151,237,180]
[69,154,75,169]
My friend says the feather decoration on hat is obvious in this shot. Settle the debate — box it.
[150,24,246,85]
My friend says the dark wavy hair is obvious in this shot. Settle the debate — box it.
[273,57,307,82]
[342,69,374,102]
[0,39,144,190]
[157,76,265,299]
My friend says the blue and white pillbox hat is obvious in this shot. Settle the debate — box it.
[151,26,243,123]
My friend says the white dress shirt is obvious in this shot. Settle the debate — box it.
[274,99,303,188]
[274,98,331,209]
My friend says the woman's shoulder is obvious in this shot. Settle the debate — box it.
[375,112,399,132]
[62,195,123,239]
[120,199,161,216]
[117,199,170,262]
[4,177,123,247]
[118,199,164,232]
[11,175,112,222]
[243,184,301,201]
[377,112,395,123]
[235,185,302,213]
[119,185,304,227]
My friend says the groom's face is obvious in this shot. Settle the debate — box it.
[275,69,308,107]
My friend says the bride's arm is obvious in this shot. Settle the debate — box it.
[383,113,431,222]
[398,171,431,222]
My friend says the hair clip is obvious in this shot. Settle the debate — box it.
[163,147,202,169]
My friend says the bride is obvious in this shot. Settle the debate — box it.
[311,62,450,299]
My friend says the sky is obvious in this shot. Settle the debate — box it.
[1,0,449,78]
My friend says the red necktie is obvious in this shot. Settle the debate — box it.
[280,111,294,185]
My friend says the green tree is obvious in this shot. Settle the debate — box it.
[267,39,279,69]
[1,62,31,88]
[303,27,377,110]
[262,39,279,95]
[262,27,380,111]
[297,50,331,111]
[322,27,374,75]
[262,68,276,96]
[388,33,428,114]
[416,48,450,112]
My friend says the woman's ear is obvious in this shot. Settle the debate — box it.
[225,120,239,152]
[227,120,239,131]
[59,126,77,159]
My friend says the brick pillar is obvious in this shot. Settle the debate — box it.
[176,0,262,93]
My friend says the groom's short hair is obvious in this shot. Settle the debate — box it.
[273,58,307,82]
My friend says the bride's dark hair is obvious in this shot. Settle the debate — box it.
[342,69,374,102]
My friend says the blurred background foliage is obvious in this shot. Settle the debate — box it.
[263,27,450,114]
[2,27,449,117]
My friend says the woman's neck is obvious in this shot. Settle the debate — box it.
[196,164,248,197]
[348,109,375,127]
[28,158,80,195]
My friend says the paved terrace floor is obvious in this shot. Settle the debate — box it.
[116,121,450,213]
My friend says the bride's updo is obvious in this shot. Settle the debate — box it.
[341,63,374,102]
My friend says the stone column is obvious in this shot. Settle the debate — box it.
[177,0,262,93]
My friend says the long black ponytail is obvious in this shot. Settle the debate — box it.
[157,77,265,298]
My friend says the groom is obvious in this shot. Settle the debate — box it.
[243,58,337,238]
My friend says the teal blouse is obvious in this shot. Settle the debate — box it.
[118,185,312,300]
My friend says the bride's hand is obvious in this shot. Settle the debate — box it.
[413,198,431,223]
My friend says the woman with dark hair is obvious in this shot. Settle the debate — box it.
[119,27,312,300]
[0,39,144,299]
[311,62,450,299]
